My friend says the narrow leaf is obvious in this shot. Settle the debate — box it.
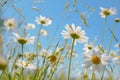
[108,27,118,42]
[80,13,89,28]
[64,2,69,12]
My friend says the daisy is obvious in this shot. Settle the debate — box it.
[0,57,7,71]
[35,15,52,26]
[23,52,37,61]
[40,29,48,36]
[4,18,16,29]
[25,23,35,29]
[109,51,116,57]
[11,33,35,45]
[47,48,64,64]
[100,7,116,18]
[113,56,120,65]
[82,49,111,72]
[61,24,88,45]
[16,60,36,69]
[83,43,94,53]
[114,43,120,48]
[114,18,120,23]
[39,49,51,58]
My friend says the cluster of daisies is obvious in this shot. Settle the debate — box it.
[1,7,120,80]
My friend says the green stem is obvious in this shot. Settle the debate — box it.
[21,44,24,60]
[36,26,43,68]
[101,18,107,45]
[107,23,117,54]
[68,39,75,80]
[101,72,104,80]
[21,44,24,80]
[91,72,95,80]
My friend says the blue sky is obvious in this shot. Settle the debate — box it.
[2,0,120,54]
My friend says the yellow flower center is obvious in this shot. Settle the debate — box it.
[114,18,120,23]
[88,46,92,50]
[8,23,13,27]
[103,10,110,16]
[91,55,101,64]
[48,55,57,63]
[70,33,80,39]
[25,62,29,67]
[40,20,46,24]
[18,38,27,44]
[109,52,115,57]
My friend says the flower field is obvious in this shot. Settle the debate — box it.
[0,0,120,80]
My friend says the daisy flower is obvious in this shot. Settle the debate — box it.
[114,18,120,23]
[114,43,120,48]
[100,7,116,18]
[82,49,111,72]
[109,50,116,57]
[16,60,36,69]
[40,29,48,36]
[4,18,16,30]
[61,24,88,45]
[39,49,51,58]
[35,15,52,26]
[83,43,94,53]
[23,52,37,61]
[25,23,35,29]
[11,33,35,45]
[113,56,120,65]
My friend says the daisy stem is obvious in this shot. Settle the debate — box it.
[36,26,43,68]
[21,44,24,60]
[21,43,24,80]
[68,39,75,80]
[91,72,95,80]
[107,23,117,54]
[101,72,104,80]
[101,17,107,45]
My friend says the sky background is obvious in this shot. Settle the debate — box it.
[2,0,120,50]
[1,0,120,77]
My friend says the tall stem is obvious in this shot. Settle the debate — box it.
[21,44,24,60]
[101,18,107,45]
[68,39,75,80]
[36,26,43,68]
[107,23,117,54]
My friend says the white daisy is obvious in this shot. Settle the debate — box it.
[100,7,116,18]
[4,18,16,29]
[109,50,116,57]
[83,43,94,53]
[82,49,111,72]
[11,33,35,45]
[114,43,120,48]
[114,18,120,23]
[40,29,48,36]
[113,56,120,65]
[61,24,88,45]
[40,49,51,58]
[16,60,36,69]
[35,15,52,26]
[23,52,37,61]
[25,23,35,29]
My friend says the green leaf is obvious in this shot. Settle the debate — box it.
[73,0,77,7]
[80,13,89,28]
[83,4,95,11]
[64,2,70,12]
[98,45,105,53]
[108,27,118,42]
